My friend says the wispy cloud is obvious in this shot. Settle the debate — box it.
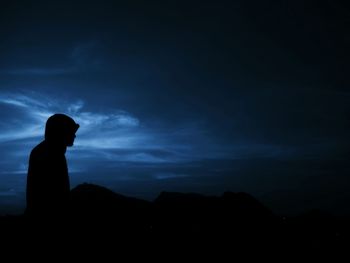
[153,172,189,180]
[0,90,172,180]
[0,91,141,147]
[0,89,300,186]
[0,90,234,187]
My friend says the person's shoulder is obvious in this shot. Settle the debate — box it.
[30,141,47,157]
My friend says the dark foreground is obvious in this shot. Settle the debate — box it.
[0,184,349,260]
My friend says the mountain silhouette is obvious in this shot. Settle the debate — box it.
[69,185,276,234]
[70,183,153,234]
[0,183,348,259]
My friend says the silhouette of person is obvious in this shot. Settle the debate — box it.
[26,113,79,217]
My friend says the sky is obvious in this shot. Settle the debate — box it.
[0,0,349,215]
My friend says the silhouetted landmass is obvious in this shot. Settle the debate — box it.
[0,183,348,259]
[70,183,153,234]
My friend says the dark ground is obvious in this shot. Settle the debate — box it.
[0,183,348,260]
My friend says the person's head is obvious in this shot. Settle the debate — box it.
[45,114,79,147]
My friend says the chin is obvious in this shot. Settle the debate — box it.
[66,137,75,147]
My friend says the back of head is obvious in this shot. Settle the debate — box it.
[45,114,79,144]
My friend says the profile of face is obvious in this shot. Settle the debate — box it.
[65,132,77,147]
[45,114,79,147]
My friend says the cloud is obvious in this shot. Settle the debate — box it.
[0,91,140,144]
[0,93,50,109]
[0,89,304,186]
[0,90,203,166]
[0,90,159,182]
[0,90,236,183]
[153,172,189,180]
